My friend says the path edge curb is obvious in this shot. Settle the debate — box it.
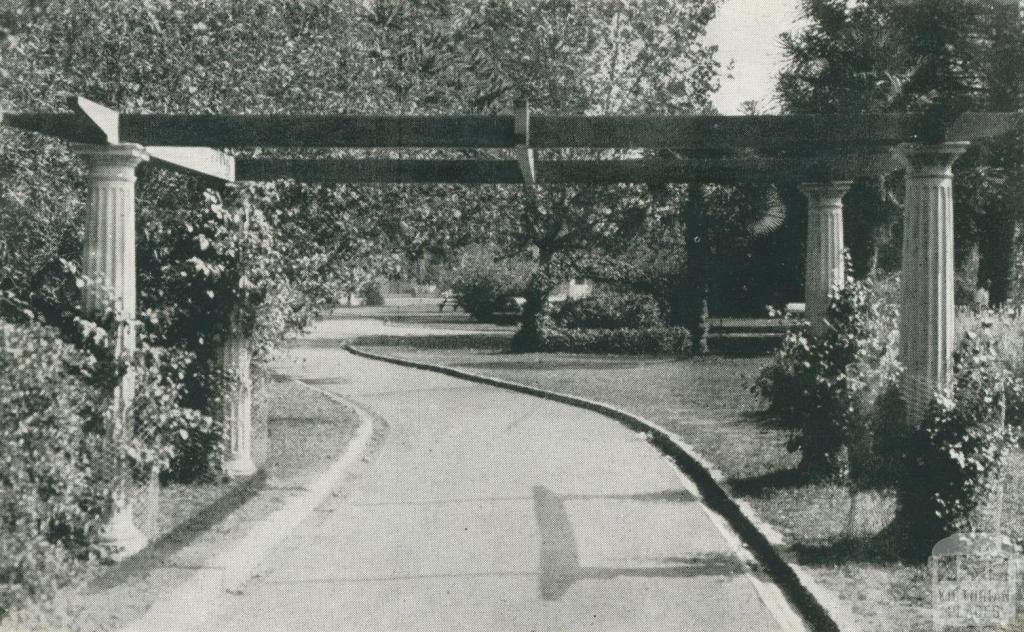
[120,374,375,632]
[345,343,858,632]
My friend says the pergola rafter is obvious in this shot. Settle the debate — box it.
[3,108,1014,150]
[232,154,904,185]
[2,96,1018,557]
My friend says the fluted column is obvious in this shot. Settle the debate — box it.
[73,143,149,559]
[217,331,256,478]
[898,142,969,423]
[800,181,852,336]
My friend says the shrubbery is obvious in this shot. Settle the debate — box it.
[539,325,690,355]
[900,325,1022,544]
[447,247,532,323]
[754,275,902,478]
[550,293,664,330]
[0,307,217,620]
[0,320,104,621]
[756,271,1024,544]
[359,282,385,307]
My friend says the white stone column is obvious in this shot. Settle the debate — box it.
[898,142,969,423]
[800,181,852,336]
[217,332,256,478]
[73,143,149,559]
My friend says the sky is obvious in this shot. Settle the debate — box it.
[705,0,805,114]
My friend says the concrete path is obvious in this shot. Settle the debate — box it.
[195,340,806,631]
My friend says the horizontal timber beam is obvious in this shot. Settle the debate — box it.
[2,111,1017,150]
[235,154,904,185]
[236,158,524,184]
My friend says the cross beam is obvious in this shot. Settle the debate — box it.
[235,153,903,185]
[3,109,1017,151]
[4,97,237,181]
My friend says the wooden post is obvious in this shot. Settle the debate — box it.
[898,142,969,422]
[799,181,852,336]
[72,143,150,559]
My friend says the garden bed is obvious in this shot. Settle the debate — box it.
[353,340,1024,632]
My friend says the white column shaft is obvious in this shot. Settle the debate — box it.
[800,181,851,336]
[899,143,969,422]
[73,143,149,559]
[218,334,256,478]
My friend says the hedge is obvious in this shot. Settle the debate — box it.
[550,293,664,330]
[0,321,106,622]
[539,326,690,355]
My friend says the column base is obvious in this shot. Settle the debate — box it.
[224,455,258,479]
[98,506,148,561]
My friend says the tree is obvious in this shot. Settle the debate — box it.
[0,0,450,483]
[777,0,1024,301]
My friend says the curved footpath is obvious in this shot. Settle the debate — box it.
[191,332,809,631]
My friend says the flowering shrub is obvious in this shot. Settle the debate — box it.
[899,326,1022,544]
[550,293,664,330]
[754,275,902,478]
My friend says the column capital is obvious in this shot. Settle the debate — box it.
[798,180,853,209]
[898,141,970,177]
[71,143,149,180]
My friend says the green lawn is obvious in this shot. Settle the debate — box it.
[355,337,1024,632]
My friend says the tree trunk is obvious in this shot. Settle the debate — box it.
[511,255,555,353]
[683,184,710,355]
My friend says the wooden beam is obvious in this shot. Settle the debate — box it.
[146,146,236,182]
[120,114,517,148]
[0,112,106,144]
[541,155,903,184]
[529,113,922,149]
[69,96,119,144]
[947,111,1022,142]
[3,110,1017,150]
[234,154,902,185]
[235,158,524,184]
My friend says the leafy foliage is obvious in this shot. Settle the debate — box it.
[539,325,690,356]
[900,326,1022,545]
[0,320,104,621]
[754,272,902,479]
[359,282,385,307]
[777,0,1024,296]
[447,246,533,323]
[551,293,664,330]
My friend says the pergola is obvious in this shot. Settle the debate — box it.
[2,97,1018,556]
